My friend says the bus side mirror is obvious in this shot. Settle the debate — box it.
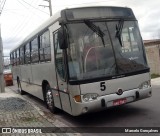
[58,28,68,49]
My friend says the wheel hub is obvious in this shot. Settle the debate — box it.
[46,90,53,109]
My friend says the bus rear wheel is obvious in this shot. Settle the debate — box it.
[45,85,57,113]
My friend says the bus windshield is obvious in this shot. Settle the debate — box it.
[67,21,148,81]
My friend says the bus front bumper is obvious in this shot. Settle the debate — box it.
[71,87,152,116]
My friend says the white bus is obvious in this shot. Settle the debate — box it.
[10,6,152,116]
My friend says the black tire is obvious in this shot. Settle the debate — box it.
[17,78,25,95]
[45,85,57,113]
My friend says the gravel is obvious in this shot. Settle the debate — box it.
[0,97,34,112]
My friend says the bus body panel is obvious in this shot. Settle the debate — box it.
[70,87,151,116]
[59,92,72,114]
[20,65,33,83]
[12,66,21,81]
[80,73,150,96]
[21,81,44,100]
[31,63,56,86]
[52,89,62,109]
[19,62,58,101]
[18,64,44,100]
[66,72,151,116]
[68,84,81,97]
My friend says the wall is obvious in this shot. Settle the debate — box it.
[144,42,160,75]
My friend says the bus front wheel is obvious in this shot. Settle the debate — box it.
[45,85,57,113]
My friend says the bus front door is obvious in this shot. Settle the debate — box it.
[53,29,72,114]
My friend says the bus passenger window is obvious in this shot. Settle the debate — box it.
[10,53,13,66]
[25,43,31,64]
[13,52,15,66]
[40,30,51,62]
[31,38,39,63]
[20,46,24,65]
[14,51,16,66]
[17,49,20,65]
[54,31,65,80]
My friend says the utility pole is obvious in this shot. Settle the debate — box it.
[0,25,4,93]
[39,0,52,16]
[0,0,5,93]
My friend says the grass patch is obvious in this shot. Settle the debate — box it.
[151,74,160,79]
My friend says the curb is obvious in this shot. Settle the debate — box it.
[151,77,160,82]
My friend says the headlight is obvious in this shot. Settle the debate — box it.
[139,81,151,89]
[83,93,99,102]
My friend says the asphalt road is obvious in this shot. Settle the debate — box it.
[9,79,160,136]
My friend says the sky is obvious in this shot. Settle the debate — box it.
[1,0,160,57]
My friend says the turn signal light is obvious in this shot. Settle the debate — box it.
[73,95,81,102]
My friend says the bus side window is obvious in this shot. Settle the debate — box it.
[14,51,17,66]
[25,43,31,64]
[31,37,39,63]
[17,49,20,65]
[12,52,14,66]
[40,30,51,62]
[10,53,13,66]
[20,46,24,65]
[54,30,65,80]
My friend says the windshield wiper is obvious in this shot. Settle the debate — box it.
[84,20,105,46]
[115,19,124,46]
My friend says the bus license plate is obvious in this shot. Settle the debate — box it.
[113,98,127,106]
